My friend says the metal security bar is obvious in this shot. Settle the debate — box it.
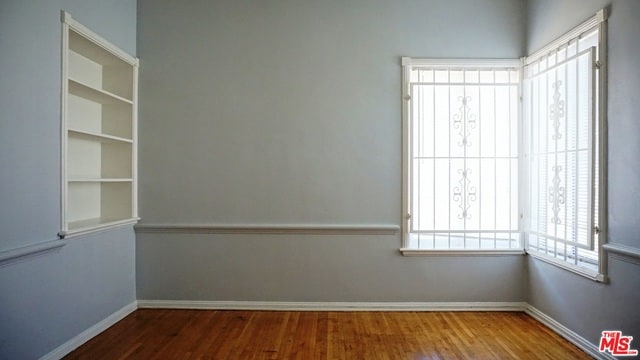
[404,63,521,250]
[524,26,601,270]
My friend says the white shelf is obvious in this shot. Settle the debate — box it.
[69,78,133,104]
[68,217,139,233]
[68,128,132,144]
[68,178,133,183]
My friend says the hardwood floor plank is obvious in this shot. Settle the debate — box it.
[208,311,254,359]
[64,310,592,359]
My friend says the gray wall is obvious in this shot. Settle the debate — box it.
[5,0,635,357]
[527,0,640,345]
[0,1,137,359]
[136,0,527,302]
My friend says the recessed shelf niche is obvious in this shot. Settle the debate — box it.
[61,11,139,237]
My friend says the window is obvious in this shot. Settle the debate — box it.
[401,59,522,253]
[401,10,607,280]
[523,10,606,280]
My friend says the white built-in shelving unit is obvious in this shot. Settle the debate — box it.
[60,11,139,237]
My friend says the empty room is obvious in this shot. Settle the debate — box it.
[1,0,639,359]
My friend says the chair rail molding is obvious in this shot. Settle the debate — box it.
[602,243,640,259]
[0,238,65,264]
[134,223,400,235]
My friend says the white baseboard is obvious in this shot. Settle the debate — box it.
[37,300,608,360]
[40,301,138,360]
[524,304,615,360]
[137,300,526,312]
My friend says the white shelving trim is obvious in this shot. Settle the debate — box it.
[63,12,137,66]
[61,11,139,237]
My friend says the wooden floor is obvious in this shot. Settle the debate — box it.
[65,310,590,359]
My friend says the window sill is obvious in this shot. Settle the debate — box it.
[400,248,525,256]
[401,248,607,282]
[527,251,607,282]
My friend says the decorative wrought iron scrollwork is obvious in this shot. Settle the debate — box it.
[550,80,564,141]
[548,165,565,224]
[453,168,477,219]
[452,96,476,147]
[548,80,566,224]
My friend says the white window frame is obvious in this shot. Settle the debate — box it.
[400,10,608,281]
[400,58,524,256]
[523,9,608,282]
